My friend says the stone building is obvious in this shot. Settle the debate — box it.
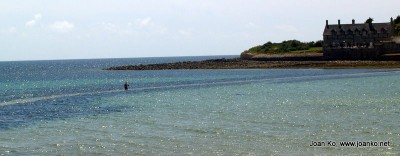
[323,18,399,59]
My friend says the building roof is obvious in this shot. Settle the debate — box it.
[323,22,392,36]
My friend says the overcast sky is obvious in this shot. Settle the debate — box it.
[1,0,399,61]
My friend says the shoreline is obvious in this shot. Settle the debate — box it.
[105,57,400,70]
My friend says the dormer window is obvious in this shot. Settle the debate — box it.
[354,29,360,35]
[340,29,345,35]
[362,29,368,36]
[347,29,353,35]
[331,29,337,35]
[381,28,387,34]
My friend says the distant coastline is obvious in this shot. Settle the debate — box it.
[105,53,400,70]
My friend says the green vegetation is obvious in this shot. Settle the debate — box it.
[244,40,323,54]
[394,15,400,36]
[365,17,374,24]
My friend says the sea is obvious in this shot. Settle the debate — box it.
[0,56,399,155]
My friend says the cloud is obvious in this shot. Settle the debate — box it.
[178,29,192,37]
[26,20,37,27]
[34,14,42,20]
[132,17,167,34]
[274,24,298,32]
[245,22,258,29]
[178,30,190,36]
[102,22,118,32]
[99,22,134,35]
[136,17,154,28]
[8,27,17,33]
[1,27,18,34]
[49,21,75,33]
[25,13,42,27]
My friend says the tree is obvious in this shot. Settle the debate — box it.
[314,40,323,47]
[394,16,400,36]
[394,15,400,24]
[365,17,374,24]
[395,24,400,36]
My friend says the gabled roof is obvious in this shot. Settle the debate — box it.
[323,22,392,36]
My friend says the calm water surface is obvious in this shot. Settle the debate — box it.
[0,56,399,155]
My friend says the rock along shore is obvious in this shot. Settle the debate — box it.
[105,57,400,70]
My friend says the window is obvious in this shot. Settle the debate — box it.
[362,29,368,36]
[331,29,337,35]
[347,29,353,35]
[340,29,345,35]
[354,29,360,35]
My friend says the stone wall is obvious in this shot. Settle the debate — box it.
[324,42,400,60]
[323,48,382,60]
[382,42,400,54]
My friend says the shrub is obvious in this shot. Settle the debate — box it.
[245,40,321,54]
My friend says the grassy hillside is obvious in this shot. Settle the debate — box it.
[244,40,323,54]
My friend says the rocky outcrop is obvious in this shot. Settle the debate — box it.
[104,57,400,70]
[105,58,254,70]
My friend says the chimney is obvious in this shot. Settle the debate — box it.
[326,20,329,28]
[352,19,355,24]
[338,19,341,28]
[391,17,394,24]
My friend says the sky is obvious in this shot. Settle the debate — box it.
[1,0,399,61]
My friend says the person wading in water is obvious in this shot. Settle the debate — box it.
[124,82,129,91]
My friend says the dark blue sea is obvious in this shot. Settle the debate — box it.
[0,56,399,155]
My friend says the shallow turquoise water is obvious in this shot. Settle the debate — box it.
[0,57,399,155]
